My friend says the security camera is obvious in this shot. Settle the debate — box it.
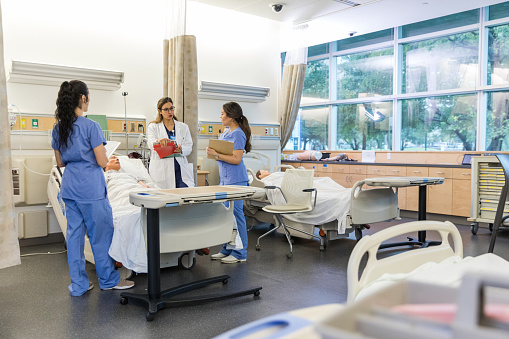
[270,3,285,13]
[349,31,357,37]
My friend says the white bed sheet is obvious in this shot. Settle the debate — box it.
[261,172,352,233]
[355,253,509,302]
[106,157,158,273]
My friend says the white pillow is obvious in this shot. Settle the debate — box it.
[117,156,151,182]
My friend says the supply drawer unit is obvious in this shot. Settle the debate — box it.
[470,156,507,234]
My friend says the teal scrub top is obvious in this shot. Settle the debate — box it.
[52,116,108,200]
[218,126,249,185]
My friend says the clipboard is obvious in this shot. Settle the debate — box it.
[153,142,182,159]
[208,139,234,159]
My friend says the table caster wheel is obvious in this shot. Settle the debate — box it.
[222,278,229,284]
[471,223,479,235]
[178,252,196,270]
[254,290,261,297]
[255,245,260,251]
[120,297,128,305]
[146,312,155,322]
[287,252,293,259]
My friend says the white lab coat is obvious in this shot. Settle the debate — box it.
[147,120,195,189]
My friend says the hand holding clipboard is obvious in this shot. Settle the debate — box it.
[207,139,234,159]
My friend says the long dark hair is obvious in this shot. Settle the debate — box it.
[223,102,251,153]
[55,80,89,151]
[152,97,178,123]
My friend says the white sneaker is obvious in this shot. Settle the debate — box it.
[211,252,228,260]
[221,255,246,264]
[102,280,135,290]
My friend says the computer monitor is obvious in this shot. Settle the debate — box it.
[462,153,481,165]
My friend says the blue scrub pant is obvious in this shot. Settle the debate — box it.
[63,198,120,296]
[220,181,248,260]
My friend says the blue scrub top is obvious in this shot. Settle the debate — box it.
[52,116,108,200]
[218,126,249,185]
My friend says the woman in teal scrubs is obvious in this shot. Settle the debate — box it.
[52,80,134,296]
[206,102,252,263]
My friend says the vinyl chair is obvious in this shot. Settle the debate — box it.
[488,154,509,253]
[255,169,319,258]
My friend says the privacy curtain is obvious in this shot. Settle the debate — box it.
[0,3,21,269]
[163,0,198,182]
[279,47,308,148]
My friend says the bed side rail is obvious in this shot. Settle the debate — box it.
[347,220,463,304]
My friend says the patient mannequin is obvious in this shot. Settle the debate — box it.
[104,156,150,188]
[293,150,322,161]
[256,169,271,180]
[322,153,348,162]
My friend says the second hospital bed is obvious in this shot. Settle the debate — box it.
[244,165,401,247]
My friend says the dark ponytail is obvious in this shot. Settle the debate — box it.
[223,102,252,153]
[55,80,89,151]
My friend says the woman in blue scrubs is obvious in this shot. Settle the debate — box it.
[52,80,134,296]
[206,102,252,264]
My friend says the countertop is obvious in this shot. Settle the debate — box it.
[280,160,470,168]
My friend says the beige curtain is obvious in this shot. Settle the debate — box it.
[163,36,198,182]
[0,3,21,269]
[279,48,308,148]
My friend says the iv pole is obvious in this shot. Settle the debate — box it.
[122,92,128,154]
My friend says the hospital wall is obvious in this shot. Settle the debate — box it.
[3,0,281,237]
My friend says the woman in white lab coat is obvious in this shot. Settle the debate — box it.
[147,97,194,189]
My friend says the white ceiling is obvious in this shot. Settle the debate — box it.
[193,0,508,36]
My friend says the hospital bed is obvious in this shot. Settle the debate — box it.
[46,157,202,275]
[244,168,400,248]
[214,220,509,338]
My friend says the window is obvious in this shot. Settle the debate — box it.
[486,91,509,151]
[402,31,479,93]
[295,106,329,150]
[284,2,509,152]
[335,101,393,150]
[488,24,509,86]
[308,43,329,57]
[488,2,509,21]
[302,59,329,104]
[401,10,479,38]
[333,29,393,52]
[401,94,477,151]
[336,47,393,100]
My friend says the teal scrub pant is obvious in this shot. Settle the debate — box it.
[63,198,120,296]
[219,181,248,260]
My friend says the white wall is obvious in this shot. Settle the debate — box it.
[3,0,281,236]
[3,0,280,124]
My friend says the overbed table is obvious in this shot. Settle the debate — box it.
[121,186,264,321]
[364,176,445,248]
